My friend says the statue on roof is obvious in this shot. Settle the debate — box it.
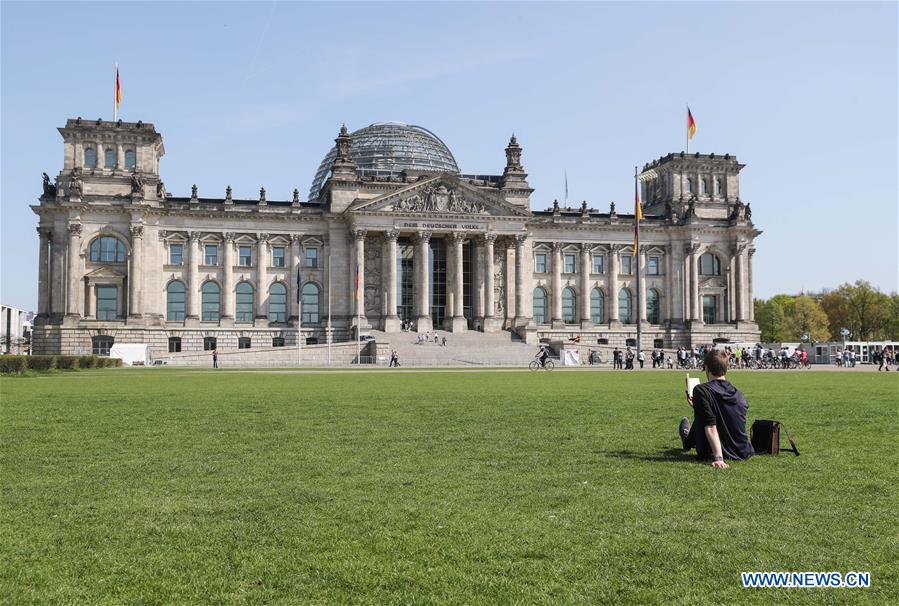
[42,173,57,198]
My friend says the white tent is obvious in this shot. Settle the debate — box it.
[109,343,152,366]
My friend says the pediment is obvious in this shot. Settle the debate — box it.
[347,175,530,218]
[85,266,126,279]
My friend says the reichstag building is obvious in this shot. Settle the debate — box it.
[31,118,760,355]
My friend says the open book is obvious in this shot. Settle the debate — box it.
[685,374,701,399]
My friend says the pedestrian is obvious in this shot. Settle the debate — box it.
[638,350,645,369]
[441,336,447,347]
[212,349,218,369]
[434,333,439,344]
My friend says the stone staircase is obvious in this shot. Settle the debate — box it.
[161,341,374,368]
[369,329,535,367]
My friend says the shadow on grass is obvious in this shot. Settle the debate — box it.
[599,447,697,463]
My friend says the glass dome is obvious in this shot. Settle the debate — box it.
[308,122,460,201]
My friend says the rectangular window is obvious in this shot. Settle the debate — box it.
[648,256,660,275]
[564,254,576,274]
[238,246,252,266]
[703,295,717,324]
[535,253,547,273]
[168,337,182,353]
[305,247,318,268]
[272,337,285,348]
[204,244,218,266]
[620,255,633,275]
[592,255,603,274]
[96,286,118,320]
[169,244,183,266]
[203,337,217,351]
[238,337,251,349]
[272,247,286,268]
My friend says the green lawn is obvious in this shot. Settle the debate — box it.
[1,369,896,605]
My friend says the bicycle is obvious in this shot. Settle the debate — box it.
[529,357,555,371]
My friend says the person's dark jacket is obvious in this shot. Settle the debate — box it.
[692,379,755,461]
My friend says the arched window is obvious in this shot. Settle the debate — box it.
[532,287,547,324]
[269,283,287,323]
[699,252,721,276]
[124,149,136,169]
[714,178,721,195]
[302,283,320,324]
[166,281,186,321]
[561,287,576,324]
[235,282,254,322]
[201,281,220,322]
[647,289,660,324]
[686,177,693,194]
[89,236,126,263]
[84,147,97,168]
[104,147,116,168]
[701,179,708,194]
[590,288,604,324]
[619,289,633,324]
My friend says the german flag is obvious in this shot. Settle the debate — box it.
[633,178,643,256]
[687,106,697,141]
[115,65,122,111]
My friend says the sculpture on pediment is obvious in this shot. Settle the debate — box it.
[131,173,144,194]
[156,181,167,199]
[394,186,485,214]
[745,203,752,220]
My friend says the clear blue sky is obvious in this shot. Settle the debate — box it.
[2,1,896,312]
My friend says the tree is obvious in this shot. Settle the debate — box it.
[783,296,830,342]
[756,299,785,342]
[819,281,893,341]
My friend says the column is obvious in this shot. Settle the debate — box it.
[472,238,482,324]
[638,246,647,323]
[256,234,269,320]
[735,243,747,322]
[609,245,620,323]
[579,243,591,327]
[414,231,431,331]
[65,223,82,317]
[128,225,143,318]
[688,244,700,322]
[514,234,527,325]
[187,232,200,320]
[384,231,400,331]
[551,241,563,327]
[748,247,756,321]
[116,144,124,171]
[483,233,496,331]
[290,235,301,323]
[37,228,50,317]
[222,233,235,320]
[351,229,367,328]
[664,247,674,324]
[450,232,466,331]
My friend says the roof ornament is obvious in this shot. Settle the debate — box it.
[335,123,352,162]
[191,184,198,200]
[259,187,266,204]
[292,188,300,204]
[505,133,522,170]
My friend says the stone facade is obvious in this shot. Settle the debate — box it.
[31,119,760,357]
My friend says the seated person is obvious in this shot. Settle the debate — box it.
[679,349,754,468]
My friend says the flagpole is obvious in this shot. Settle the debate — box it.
[297,267,302,368]
[327,254,332,367]
[635,166,642,360]
[114,63,118,121]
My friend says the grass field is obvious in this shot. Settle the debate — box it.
[1,369,897,605]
